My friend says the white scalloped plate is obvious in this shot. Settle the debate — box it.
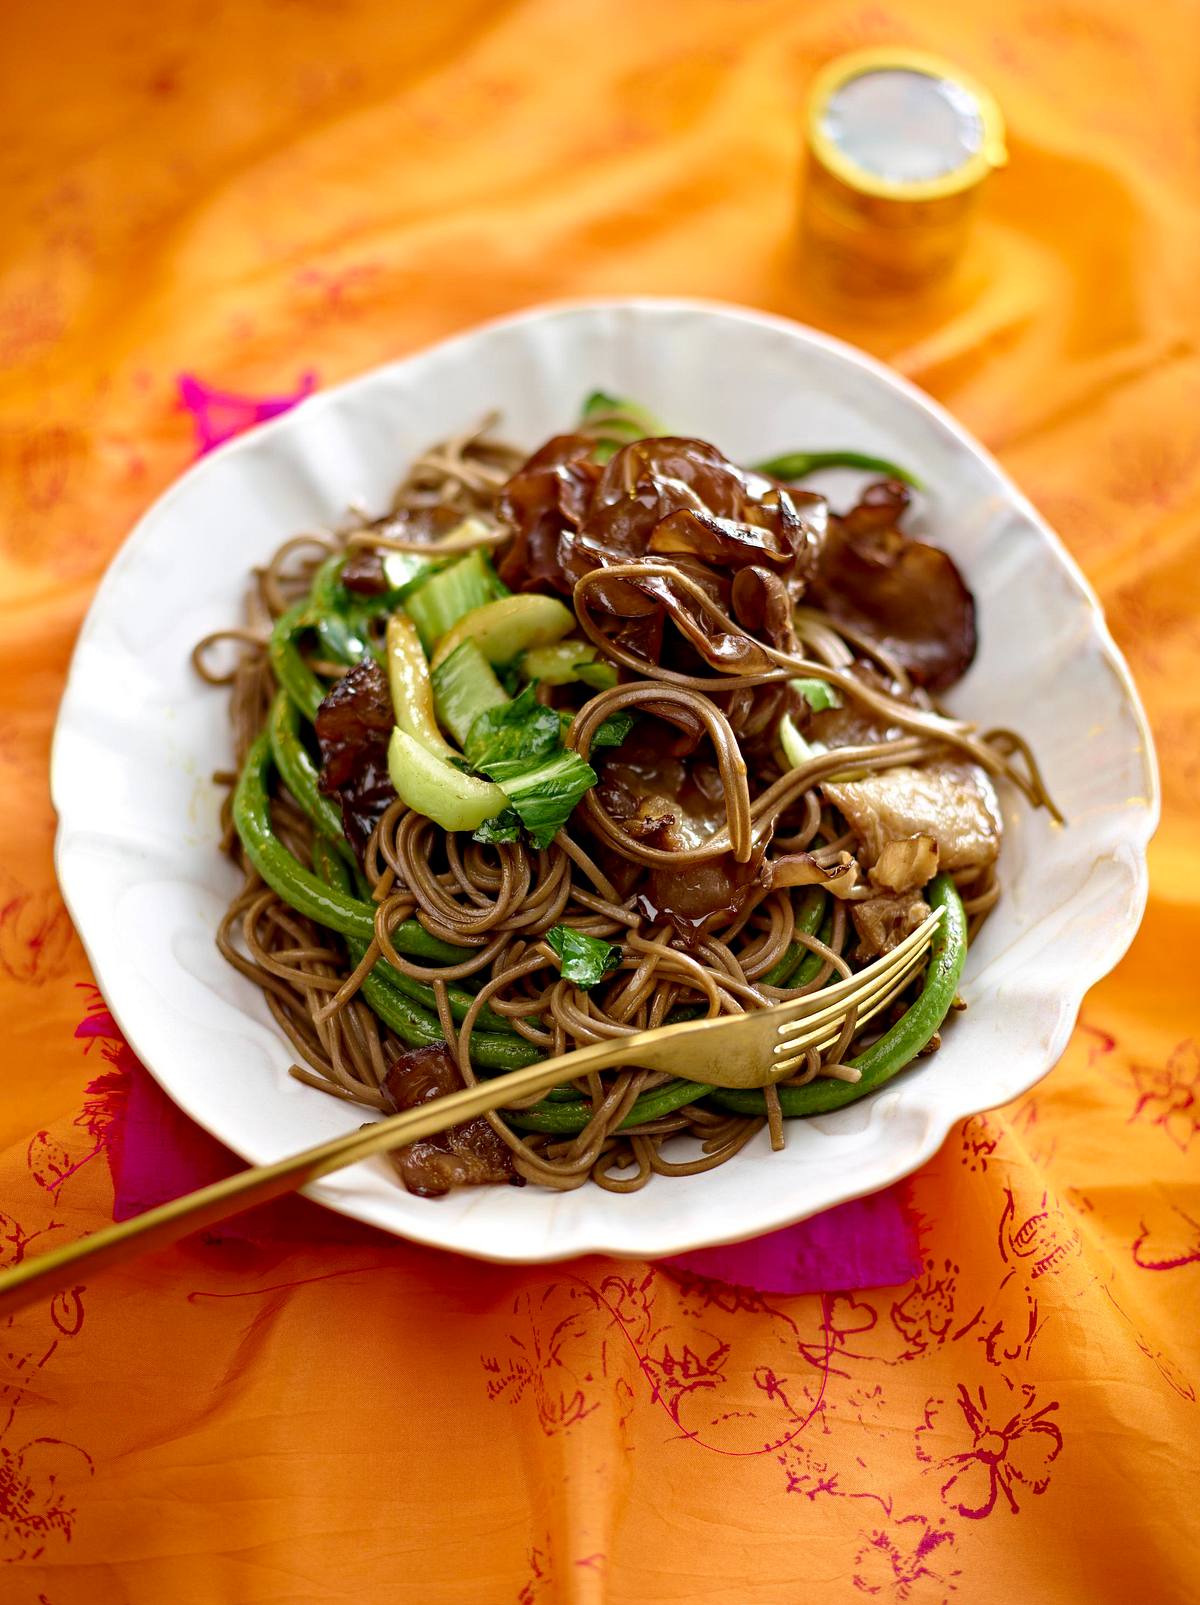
[51,299,1158,1262]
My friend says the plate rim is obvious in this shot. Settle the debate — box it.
[51,295,1161,1262]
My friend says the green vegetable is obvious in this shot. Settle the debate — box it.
[377,513,499,600]
[792,676,842,713]
[760,888,826,987]
[403,547,508,655]
[575,659,619,691]
[233,733,463,964]
[429,593,575,672]
[269,601,326,722]
[754,450,921,489]
[779,710,868,784]
[506,1077,712,1134]
[380,548,450,597]
[495,659,524,696]
[386,611,458,762]
[308,555,385,666]
[466,685,561,770]
[521,640,613,687]
[779,712,825,771]
[267,692,355,863]
[352,947,541,1070]
[465,687,598,849]
[781,904,837,990]
[580,391,666,464]
[485,748,598,850]
[711,874,967,1118]
[545,926,621,989]
[387,728,508,833]
[472,809,523,845]
[431,640,510,748]
[572,708,636,749]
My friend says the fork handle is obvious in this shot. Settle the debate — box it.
[0,1043,626,1319]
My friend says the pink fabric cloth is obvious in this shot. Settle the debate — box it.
[177,371,318,454]
[106,1054,920,1290]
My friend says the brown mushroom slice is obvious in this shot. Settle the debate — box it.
[770,850,860,899]
[314,657,397,860]
[822,760,1002,872]
[382,1043,520,1198]
[810,480,976,692]
[869,834,940,894]
[851,890,933,961]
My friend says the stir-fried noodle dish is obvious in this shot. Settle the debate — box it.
[195,395,1056,1197]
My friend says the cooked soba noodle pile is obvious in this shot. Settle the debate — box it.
[195,402,1055,1196]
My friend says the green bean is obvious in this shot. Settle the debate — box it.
[353,939,543,1070]
[782,905,838,990]
[753,450,921,490]
[760,888,827,987]
[235,732,463,963]
[268,692,355,863]
[710,874,967,1118]
[505,1076,713,1135]
[269,601,325,722]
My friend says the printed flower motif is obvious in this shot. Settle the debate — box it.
[778,1442,841,1502]
[1077,1019,1117,1070]
[25,1132,74,1195]
[826,1293,878,1345]
[0,1211,33,1272]
[0,888,73,985]
[853,1515,959,1602]
[958,1115,998,1172]
[665,1267,773,1317]
[517,1543,552,1605]
[640,1338,731,1414]
[598,1271,659,1345]
[0,1434,94,1563]
[796,1292,881,1376]
[997,1187,1081,1280]
[486,1270,834,1457]
[1129,1040,1200,1152]
[1131,1202,1200,1272]
[915,1384,1062,1519]
[481,1284,602,1436]
[47,1288,84,1339]
[975,1272,1042,1373]
[890,1260,959,1358]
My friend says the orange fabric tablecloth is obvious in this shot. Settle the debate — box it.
[3,3,1199,1600]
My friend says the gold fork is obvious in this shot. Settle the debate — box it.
[0,909,940,1316]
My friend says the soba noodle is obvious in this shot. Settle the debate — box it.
[194,417,1051,1194]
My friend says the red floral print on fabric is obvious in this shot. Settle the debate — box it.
[915,1384,1062,1519]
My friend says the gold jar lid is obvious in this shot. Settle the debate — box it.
[802,48,1007,293]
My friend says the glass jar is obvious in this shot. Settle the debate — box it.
[803,48,1007,296]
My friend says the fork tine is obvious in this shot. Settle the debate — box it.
[773,911,943,1059]
[772,926,934,1051]
[769,943,932,1070]
[774,907,942,1040]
